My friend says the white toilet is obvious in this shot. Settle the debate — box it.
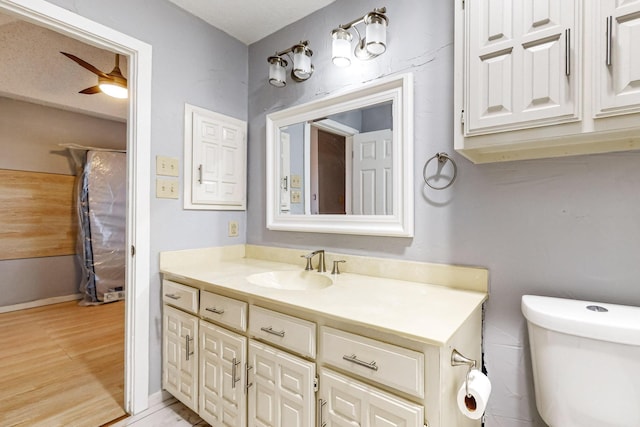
[522,295,640,427]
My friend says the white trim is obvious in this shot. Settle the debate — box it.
[0,0,151,415]
[0,293,82,314]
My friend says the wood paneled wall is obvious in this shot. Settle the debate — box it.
[0,169,77,260]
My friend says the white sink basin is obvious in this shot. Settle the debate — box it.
[247,270,333,291]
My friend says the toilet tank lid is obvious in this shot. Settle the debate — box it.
[522,295,640,346]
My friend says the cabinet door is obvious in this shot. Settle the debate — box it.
[248,340,315,427]
[199,320,247,427]
[319,369,424,427]
[190,106,247,209]
[595,0,640,117]
[162,305,199,412]
[466,0,578,134]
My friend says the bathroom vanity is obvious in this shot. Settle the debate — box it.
[160,245,488,427]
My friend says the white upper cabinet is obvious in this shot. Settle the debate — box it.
[455,0,640,163]
[184,104,247,210]
[466,0,578,134]
[594,0,640,117]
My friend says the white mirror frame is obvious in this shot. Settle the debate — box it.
[266,73,414,237]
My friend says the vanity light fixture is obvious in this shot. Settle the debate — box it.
[267,40,314,87]
[331,7,388,67]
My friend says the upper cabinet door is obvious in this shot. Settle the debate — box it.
[184,104,247,210]
[594,0,640,117]
[466,0,580,135]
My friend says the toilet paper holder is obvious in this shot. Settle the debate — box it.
[451,349,476,397]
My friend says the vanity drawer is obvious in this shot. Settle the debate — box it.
[199,291,247,331]
[320,326,424,398]
[162,280,199,314]
[249,305,316,358]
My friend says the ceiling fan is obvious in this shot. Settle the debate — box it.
[61,51,128,99]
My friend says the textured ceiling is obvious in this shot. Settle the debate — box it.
[0,13,128,121]
[167,0,336,45]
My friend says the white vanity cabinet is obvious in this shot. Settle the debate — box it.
[162,281,200,412]
[455,0,640,163]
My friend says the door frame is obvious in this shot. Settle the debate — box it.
[0,0,152,415]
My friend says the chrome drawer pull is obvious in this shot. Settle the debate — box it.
[245,364,253,393]
[260,326,286,337]
[164,293,181,300]
[185,334,194,361]
[317,399,327,427]
[231,357,241,389]
[343,354,379,371]
[205,307,225,315]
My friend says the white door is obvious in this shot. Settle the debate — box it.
[279,131,291,212]
[352,129,393,215]
[318,369,424,427]
[595,0,640,117]
[199,321,247,427]
[192,109,247,208]
[162,305,199,412]
[466,0,578,134]
[248,340,315,427]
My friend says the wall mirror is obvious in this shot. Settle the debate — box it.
[266,73,414,237]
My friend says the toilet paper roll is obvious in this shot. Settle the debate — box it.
[457,369,492,420]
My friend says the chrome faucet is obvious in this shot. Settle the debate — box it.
[300,250,326,272]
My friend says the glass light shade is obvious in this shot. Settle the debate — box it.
[365,18,387,55]
[292,48,312,80]
[269,58,287,87]
[331,29,352,67]
[99,80,128,99]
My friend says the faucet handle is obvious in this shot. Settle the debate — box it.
[331,260,346,275]
[300,254,314,271]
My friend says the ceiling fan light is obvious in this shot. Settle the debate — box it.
[99,77,128,99]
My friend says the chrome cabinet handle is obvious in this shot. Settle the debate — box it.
[281,176,288,191]
[606,16,613,66]
[164,293,181,300]
[317,399,327,427]
[342,354,379,371]
[245,364,253,393]
[198,164,203,184]
[565,28,571,76]
[260,326,285,337]
[205,307,225,315]
[185,334,194,361]
[231,357,241,389]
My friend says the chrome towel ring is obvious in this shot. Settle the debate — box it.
[423,152,457,190]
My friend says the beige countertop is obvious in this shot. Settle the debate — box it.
[160,245,488,347]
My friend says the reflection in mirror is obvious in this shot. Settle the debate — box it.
[266,73,414,237]
[280,101,393,216]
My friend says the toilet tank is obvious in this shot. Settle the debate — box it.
[522,295,640,427]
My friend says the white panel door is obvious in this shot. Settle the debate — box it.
[248,340,315,427]
[162,305,199,412]
[199,321,247,427]
[191,109,247,208]
[595,0,640,117]
[352,129,393,215]
[318,369,424,427]
[466,0,578,134]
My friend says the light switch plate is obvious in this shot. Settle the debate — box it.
[156,179,179,199]
[228,221,239,237]
[291,174,301,188]
[291,190,301,203]
[156,156,179,177]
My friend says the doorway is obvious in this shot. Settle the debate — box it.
[0,0,151,416]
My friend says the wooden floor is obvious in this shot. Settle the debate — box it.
[0,300,127,427]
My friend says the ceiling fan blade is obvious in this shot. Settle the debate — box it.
[79,85,101,95]
[60,52,110,79]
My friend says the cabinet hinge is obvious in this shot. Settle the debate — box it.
[313,375,319,392]
[131,245,135,257]
[460,109,465,125]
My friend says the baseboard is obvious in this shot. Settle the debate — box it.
[0,293,83,314]
[107,390,176,426]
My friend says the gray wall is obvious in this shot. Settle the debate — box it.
[247,1,640,426]
[0,96,126,306]
[42,0,248,394]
